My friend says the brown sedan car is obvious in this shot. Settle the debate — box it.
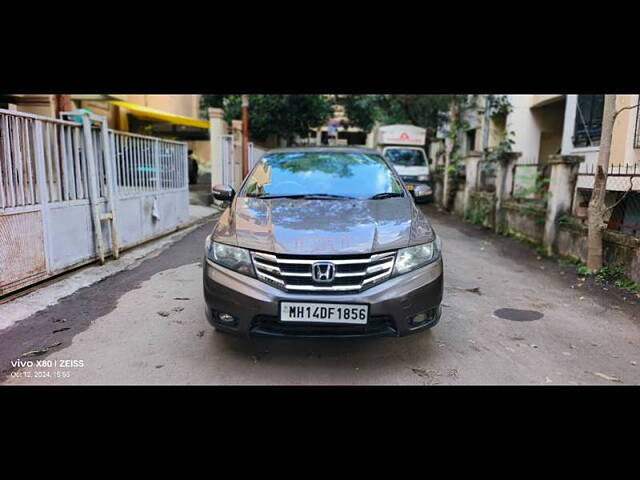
[203,147,443,338]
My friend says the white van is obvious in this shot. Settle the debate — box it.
[375,125,432,202]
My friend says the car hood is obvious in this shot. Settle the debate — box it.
[213,197,435,255]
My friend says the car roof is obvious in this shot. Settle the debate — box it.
[264,146,381,156]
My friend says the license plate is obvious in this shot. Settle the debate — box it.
[280,302,368,324]
[406,184,414,190]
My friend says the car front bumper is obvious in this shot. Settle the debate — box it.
[203,257,443,338]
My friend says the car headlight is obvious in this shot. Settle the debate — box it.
[205,235,255,276]
[393,236,442,276]
[417,175,429,182]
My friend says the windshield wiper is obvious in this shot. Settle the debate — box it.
[256,193,355,200]
[369,192,404,200]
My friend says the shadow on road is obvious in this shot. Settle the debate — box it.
[210,328,439,371]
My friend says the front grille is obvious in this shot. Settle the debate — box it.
[402,175,419,182]
[251,314,396,336]
[250,250,396,293]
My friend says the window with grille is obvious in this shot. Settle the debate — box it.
[573,95,604,148]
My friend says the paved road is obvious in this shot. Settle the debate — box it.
[3,205,640,385]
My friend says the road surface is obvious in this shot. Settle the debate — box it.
[3,205,640,385]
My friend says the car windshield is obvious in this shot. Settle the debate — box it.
[242,151,404,200]
[385,148,427,167]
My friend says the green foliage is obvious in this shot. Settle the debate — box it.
[515,203,547,224]
[200,94,225,110]
[465,205,489,226]
[557,256,592,276]
[594,267,640,292]
[557,215,584,227]
[556,259,639,292]
[483,134,515,164]
[486,95,513,119]
[517,175,550,197]
[335,94,450,136]
[503,229,540,248]
[575,264,591,276]
[465,194,493,227]
[558,255,585,267]
[200,94,334,144]
[535,245,548,257]
[334,95,382,132]
[514,169,550,208]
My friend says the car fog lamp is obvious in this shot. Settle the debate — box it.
[218,312,235,324]
[410,312,429,326]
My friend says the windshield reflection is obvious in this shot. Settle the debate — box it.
[242,152,403,199]
[385,148,427,167]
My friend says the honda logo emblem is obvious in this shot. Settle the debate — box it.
[312,262,336,283]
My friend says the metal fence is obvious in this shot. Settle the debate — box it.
[220,137,265,189]
[112,131,186,196]
[0,108,189,297]
[220,134,235,186]
[0,113,40,209]
[248,142,266,171]
[571,163,640,238]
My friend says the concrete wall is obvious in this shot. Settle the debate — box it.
[502,200,546,244]
[556,222,640,283]
[453,185,466,217]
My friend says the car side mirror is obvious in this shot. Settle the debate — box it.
[212,184,235,202]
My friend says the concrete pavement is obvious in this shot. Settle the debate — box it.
[3,205,640,385]
[0,204,219,333]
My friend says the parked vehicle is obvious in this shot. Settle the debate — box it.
[374,124,433,203]
[203,147,443,338]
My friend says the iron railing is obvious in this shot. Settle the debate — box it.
[571,163,640,238]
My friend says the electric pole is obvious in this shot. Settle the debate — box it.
[54,94,72,118]
[242,95,249,178]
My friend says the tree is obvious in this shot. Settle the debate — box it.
[201,94,334,145]
[586,95,640,272]
[334,95,383,132]
[336,95,450,138]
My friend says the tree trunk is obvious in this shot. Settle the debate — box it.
[587,95,616,272]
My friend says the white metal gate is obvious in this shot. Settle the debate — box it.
[248,142,266,171]
[0,108,189,297]
[219,138,265,190]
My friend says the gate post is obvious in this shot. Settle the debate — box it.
[495,152,521,233]
[543,155,584,255]
[80,113,106,264]
[463,152,482,218]
[100,117,120,259]
[208,107,226,188]
[33,119,52,273]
